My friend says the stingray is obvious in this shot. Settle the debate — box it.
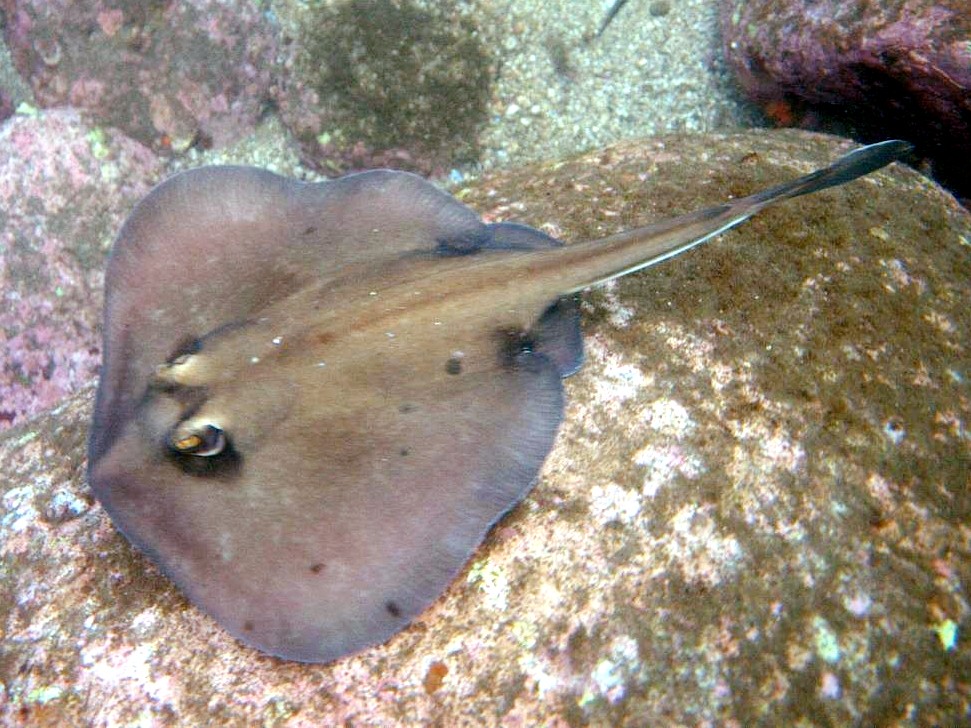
[87,140,910,663]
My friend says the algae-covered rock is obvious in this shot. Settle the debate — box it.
[279,0,494,175]
[1,130,968,725]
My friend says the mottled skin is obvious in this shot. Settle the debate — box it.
[88,142,909,662]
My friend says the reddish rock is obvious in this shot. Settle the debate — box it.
[0,109,161,430]
[1,130,968,724]
[721,0,971,203]
[2,0,280,151]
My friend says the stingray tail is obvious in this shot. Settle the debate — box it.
[554,140,913,294]
[746,140,913,205]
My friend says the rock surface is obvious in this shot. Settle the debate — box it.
[2,0,279,151]
[0,88,11,123]
[720,0,971,203]
[1,130,969,725]
[1,0,754,178]
[0,109,161,431]
[276,0,494,175]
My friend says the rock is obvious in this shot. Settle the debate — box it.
[1,130,968,724]
[276,0,494,175]
[0,88,12,123]
[2,0,279,151]
[720,0,971,204]
[0,39,32,122]
[0,109,161,431]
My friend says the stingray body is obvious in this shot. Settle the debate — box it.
[88,141,909,662]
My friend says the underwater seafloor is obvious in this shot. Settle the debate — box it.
[1,0,970,725]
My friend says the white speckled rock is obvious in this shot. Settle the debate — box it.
[1,130,968,725]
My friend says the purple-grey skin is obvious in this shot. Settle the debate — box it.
[88,140,910,662]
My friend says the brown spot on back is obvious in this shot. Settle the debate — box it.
[423,660,449,694]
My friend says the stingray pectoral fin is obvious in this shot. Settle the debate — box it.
[90,166,490,466]
[533,296,584,377]
[484,221,564,251]
[89,352,564,663]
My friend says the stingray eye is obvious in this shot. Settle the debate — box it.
[169,422,226,457]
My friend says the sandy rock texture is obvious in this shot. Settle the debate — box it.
[1,130,969,725]
[276,0,495,175]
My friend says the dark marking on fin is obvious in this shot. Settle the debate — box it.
[386,601,402,618]
[483,221,562,251]
[167,336,203,363]
[445,357,463,375]
[435,227,491,256]
[496,328,534,368]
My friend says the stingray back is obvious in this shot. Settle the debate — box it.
[88,167,570,661]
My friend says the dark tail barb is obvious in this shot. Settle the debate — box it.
[748,140,914,205]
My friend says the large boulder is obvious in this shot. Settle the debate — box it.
[1,130,968,724]
[721,0,971,204]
